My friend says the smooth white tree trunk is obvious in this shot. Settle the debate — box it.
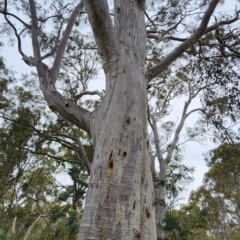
[78,49,156,239]
[77,1,157,238]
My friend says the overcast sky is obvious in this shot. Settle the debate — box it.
[1,0,239,205]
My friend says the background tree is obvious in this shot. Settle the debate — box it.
[166,144,240,240]
[0,54,92,239]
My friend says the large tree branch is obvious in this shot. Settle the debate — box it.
[165,83,197,161]
[29,0,91,133]
[186,108,205,118]
[0,11,30,28]
[145,10,157,31]
[146,0,221,82]
[41,87,91,134]
[84,0,119,75]
[205,10,240,34]
[29,0,46,74]
[52,0,84,78]
[146,10,240,43]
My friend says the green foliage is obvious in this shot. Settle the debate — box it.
[163,144,240,240]
[158,195,213,240]
[0,58,91,240]
[154,153,194,209]
[160,210,191,240]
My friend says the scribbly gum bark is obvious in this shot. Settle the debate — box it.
[78,0,156,239]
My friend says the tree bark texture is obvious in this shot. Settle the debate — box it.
[77,0,156,239]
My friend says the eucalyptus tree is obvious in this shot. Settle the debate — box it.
[1,0,240,239]
[175,144,240,240]
[204,144,240,238]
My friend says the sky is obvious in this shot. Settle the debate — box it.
[1,0,239,206]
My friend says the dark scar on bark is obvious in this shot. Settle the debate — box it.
[145,207,150,218]
[134,228,141,238]
[108,150,113,168]
[123,151,127,157]
[126,117,131,123]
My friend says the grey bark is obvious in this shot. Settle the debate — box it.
[77,1,156,239]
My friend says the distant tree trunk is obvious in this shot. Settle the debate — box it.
[150,117,168,238]
[23,215,43,240]
[155,170,167,239]
[10,185,18,236]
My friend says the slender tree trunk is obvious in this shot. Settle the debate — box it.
[10,185,18,236]
[23,215,43,240]
[155,170,167,239]
[150,117,167,238]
